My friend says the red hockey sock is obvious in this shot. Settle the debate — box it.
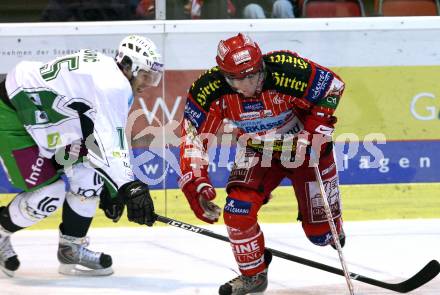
[227,223,266,276]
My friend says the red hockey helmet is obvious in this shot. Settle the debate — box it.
[216,33,263,79]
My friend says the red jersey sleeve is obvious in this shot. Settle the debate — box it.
[264,50,345,135]
[179,68,225,179]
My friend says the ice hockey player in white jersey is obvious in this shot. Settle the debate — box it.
[0,35,161,277]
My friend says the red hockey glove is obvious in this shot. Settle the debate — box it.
[179,172,220,224]
[303,114,334,135]
[299,114,336,161]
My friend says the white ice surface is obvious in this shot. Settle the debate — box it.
[1,219,440,295]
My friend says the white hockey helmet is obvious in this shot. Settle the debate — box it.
[115,35,163,86]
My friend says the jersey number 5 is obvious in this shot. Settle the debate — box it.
[40,56,80,81]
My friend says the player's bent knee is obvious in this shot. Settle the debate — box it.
[307,231,334,246]
[223,187,263,230]
[66,166,104,218]
[8,179,66,227]
[65,191,99,218]
[303,218,343,246]
[223,197,256,230]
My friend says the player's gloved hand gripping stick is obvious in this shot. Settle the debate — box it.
[99,180,156,226]
[179,171,221,224]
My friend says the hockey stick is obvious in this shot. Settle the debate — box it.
[310,150,354,295]
[155,214,440,293]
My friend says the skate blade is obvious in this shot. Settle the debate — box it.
[58,263,113,276]
[0,265,14,278]
[248,283,268,294]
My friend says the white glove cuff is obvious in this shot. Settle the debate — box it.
[196,182,212,193]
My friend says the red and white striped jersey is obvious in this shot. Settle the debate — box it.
[180,50,345,175]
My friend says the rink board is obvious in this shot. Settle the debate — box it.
[129,140,440,190]
[0,139,439,193]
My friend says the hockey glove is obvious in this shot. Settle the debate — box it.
[298,114,336,161]
[99,185,124,223]
[118,180,156,226]
[303,114,335,139]
[179,172,221,224]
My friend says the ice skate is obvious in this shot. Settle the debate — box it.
[0,225,20,277]
[57,231,113,276]
[219,250,272,295]
[219,268,268,295]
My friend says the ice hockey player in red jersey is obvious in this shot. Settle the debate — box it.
[179,33,346,295]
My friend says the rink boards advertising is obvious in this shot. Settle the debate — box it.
[0,19,439,192]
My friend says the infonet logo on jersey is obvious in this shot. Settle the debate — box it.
[12,145,57,189]
[25,157,45,186]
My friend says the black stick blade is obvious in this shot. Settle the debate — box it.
[392,260,440,293]
[356,260,440,293]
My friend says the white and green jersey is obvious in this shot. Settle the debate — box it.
[5,49,134,188]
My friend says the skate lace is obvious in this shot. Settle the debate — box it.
[0,236,16,260]
[77,237,100,264]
